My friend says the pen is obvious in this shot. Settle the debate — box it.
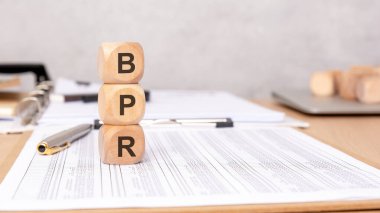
[37,124,92,155]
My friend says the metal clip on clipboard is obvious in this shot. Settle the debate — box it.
[15,81,54,125]
[93,118,234,129]
[0,64,53,125]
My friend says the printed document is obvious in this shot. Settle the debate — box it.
[51,78,285,122]
[1,126,380,210]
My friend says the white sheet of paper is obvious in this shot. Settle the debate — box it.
[146,90,284,122]
[52,78,284,122]
[1,126,380,211]
[38,100,303,127]
[54,78,101,95]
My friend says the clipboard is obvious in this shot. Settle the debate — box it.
[0,64,50,84]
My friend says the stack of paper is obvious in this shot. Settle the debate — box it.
[42,78,292,126]
[1,126,380,210]
[145,90,284,122]
[54,78,101,95]
[43,90,284,123]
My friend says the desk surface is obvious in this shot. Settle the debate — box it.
[1,100,380,213]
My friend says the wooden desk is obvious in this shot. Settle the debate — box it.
[1,101,380,213]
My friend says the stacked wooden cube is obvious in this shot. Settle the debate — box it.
[310,66,380,104]
[97,42,146,164]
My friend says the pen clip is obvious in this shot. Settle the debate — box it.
[37,141,71,155]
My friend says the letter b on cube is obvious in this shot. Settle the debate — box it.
[98,84,145,125]
[98,42,144,84]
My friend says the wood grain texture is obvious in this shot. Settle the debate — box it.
[1,100,380,212]
[98,124,145,165]
[98,42,144,84]
[0,131,32,183]
[98,84,145,125]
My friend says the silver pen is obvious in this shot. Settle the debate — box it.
[37,124,92,155]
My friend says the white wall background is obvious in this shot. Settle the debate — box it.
[1,0,379,98]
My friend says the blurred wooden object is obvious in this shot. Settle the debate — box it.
[310,70,341,96]
[0,92,26,117]
[350,65,377,73]
[0,77,20,90]
[309,66,380,104]
[337,66,378,100]
[357,75,380,104]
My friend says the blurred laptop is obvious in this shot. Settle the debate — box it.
[272,88,380,115]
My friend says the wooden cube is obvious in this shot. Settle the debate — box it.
[350,65,376,73]
[376,67,380,74]
[309,70,341,97]
[357,75,380,104]
[98,84,145,125]
[337,68,377,100]
[98,42,144,84]
[98,124,145,165]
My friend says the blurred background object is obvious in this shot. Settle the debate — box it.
[1,0,380,98]
[0,64,50,92]
[0,64,52,121]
